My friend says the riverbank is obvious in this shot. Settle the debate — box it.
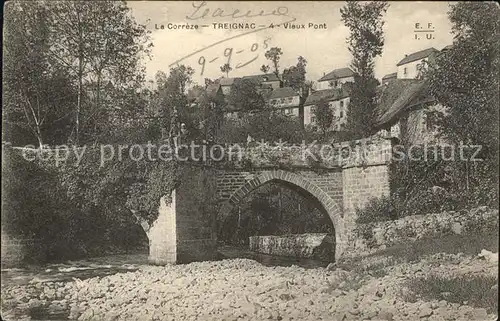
[2,249,498,321]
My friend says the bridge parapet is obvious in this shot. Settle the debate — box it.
[215,136,393,170]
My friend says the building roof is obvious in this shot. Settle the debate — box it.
[268,87,299,100]
[187,86,205,102]
[206,83,222,98]
[318,67,355,82]
[441,45,453,52]
[382,72,397,81]
[396,47,439,66]
[242,73,280,83]
[375,79,435,127]
[304,85,351,106]
[219,77,239,86]
[194,84,223,104]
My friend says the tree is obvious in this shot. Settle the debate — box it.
[283,56,308,92]
[340,1,389,139]
[426,2,499,199]
[46,1,152,145]
[262,50,311,96]
[3,2,76,148]
[153,65,195,137]
[313,100,335,138]
[262,47,284,83]
[220,63,232,77]
[204,78,216,88]
[260,64,270,74]
[227,79,266,112]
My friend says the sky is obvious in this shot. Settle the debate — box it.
[127,1,455,87]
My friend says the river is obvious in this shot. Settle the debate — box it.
[1,248,329,320]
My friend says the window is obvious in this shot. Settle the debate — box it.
[279,98,285,104]
[426,112,436,132]
[311,115,316,124]
[287,97,293,104]
[334,80,338,87]
[270,99,276,105]
[403,67,407,75]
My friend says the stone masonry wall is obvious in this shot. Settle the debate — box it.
[347,206,499,257]
[249,233,335,260]
[340,165,390,252]
[1,230,40,267]
[148,193,177,265]
[215,137,393,260]
[148,164,218,265]
[175,165,218,264]
[216,169,343,208]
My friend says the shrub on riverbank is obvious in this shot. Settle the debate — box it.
[405,275,498,314]
[1,146,179,263]
[356,146,498,224]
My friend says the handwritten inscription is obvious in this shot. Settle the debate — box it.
[197,38,272,76]
[186,1,290,20]
[168,1,297,69]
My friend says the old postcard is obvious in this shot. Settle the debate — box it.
[2,1,499,320]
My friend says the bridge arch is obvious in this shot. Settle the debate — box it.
[217,170,344,250]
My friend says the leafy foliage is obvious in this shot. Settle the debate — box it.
[283,56,309,93]
[356,146,498,224]
[3,2,76,147]
[262,47,284,81]
[219,111,304,144]
[220,63,232,77]
[227,79,266,112]
[340,1,388,139]
[426,2,499,193]
[355,195,398,224]
[2,1,152,147]
[313,99,335,138]
[1,147,154,261]
[357,2,499,225]
[405,275,498,314]
[60,146,180,227]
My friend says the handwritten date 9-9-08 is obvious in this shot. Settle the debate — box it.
[198,37,271,76]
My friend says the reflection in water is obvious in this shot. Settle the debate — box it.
[1,254,147,287]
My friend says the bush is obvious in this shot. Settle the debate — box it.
[1,146,172,263]
[357,145,498,224]
[219,111,304,144]
[356,195,398,224]
[405,275,498,313]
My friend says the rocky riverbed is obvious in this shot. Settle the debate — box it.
[1,252,498,321]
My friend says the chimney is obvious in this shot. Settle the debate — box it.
[404,54,408,57]
[323,72,325,76]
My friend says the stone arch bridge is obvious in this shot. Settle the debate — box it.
[149,137,393,264]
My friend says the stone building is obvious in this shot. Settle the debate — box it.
[267,87,301,117]
[303,84,351,130]
[374,79,444,145]
[375,46,451,144]
[316,67,355,90]
[396,47,439,80]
